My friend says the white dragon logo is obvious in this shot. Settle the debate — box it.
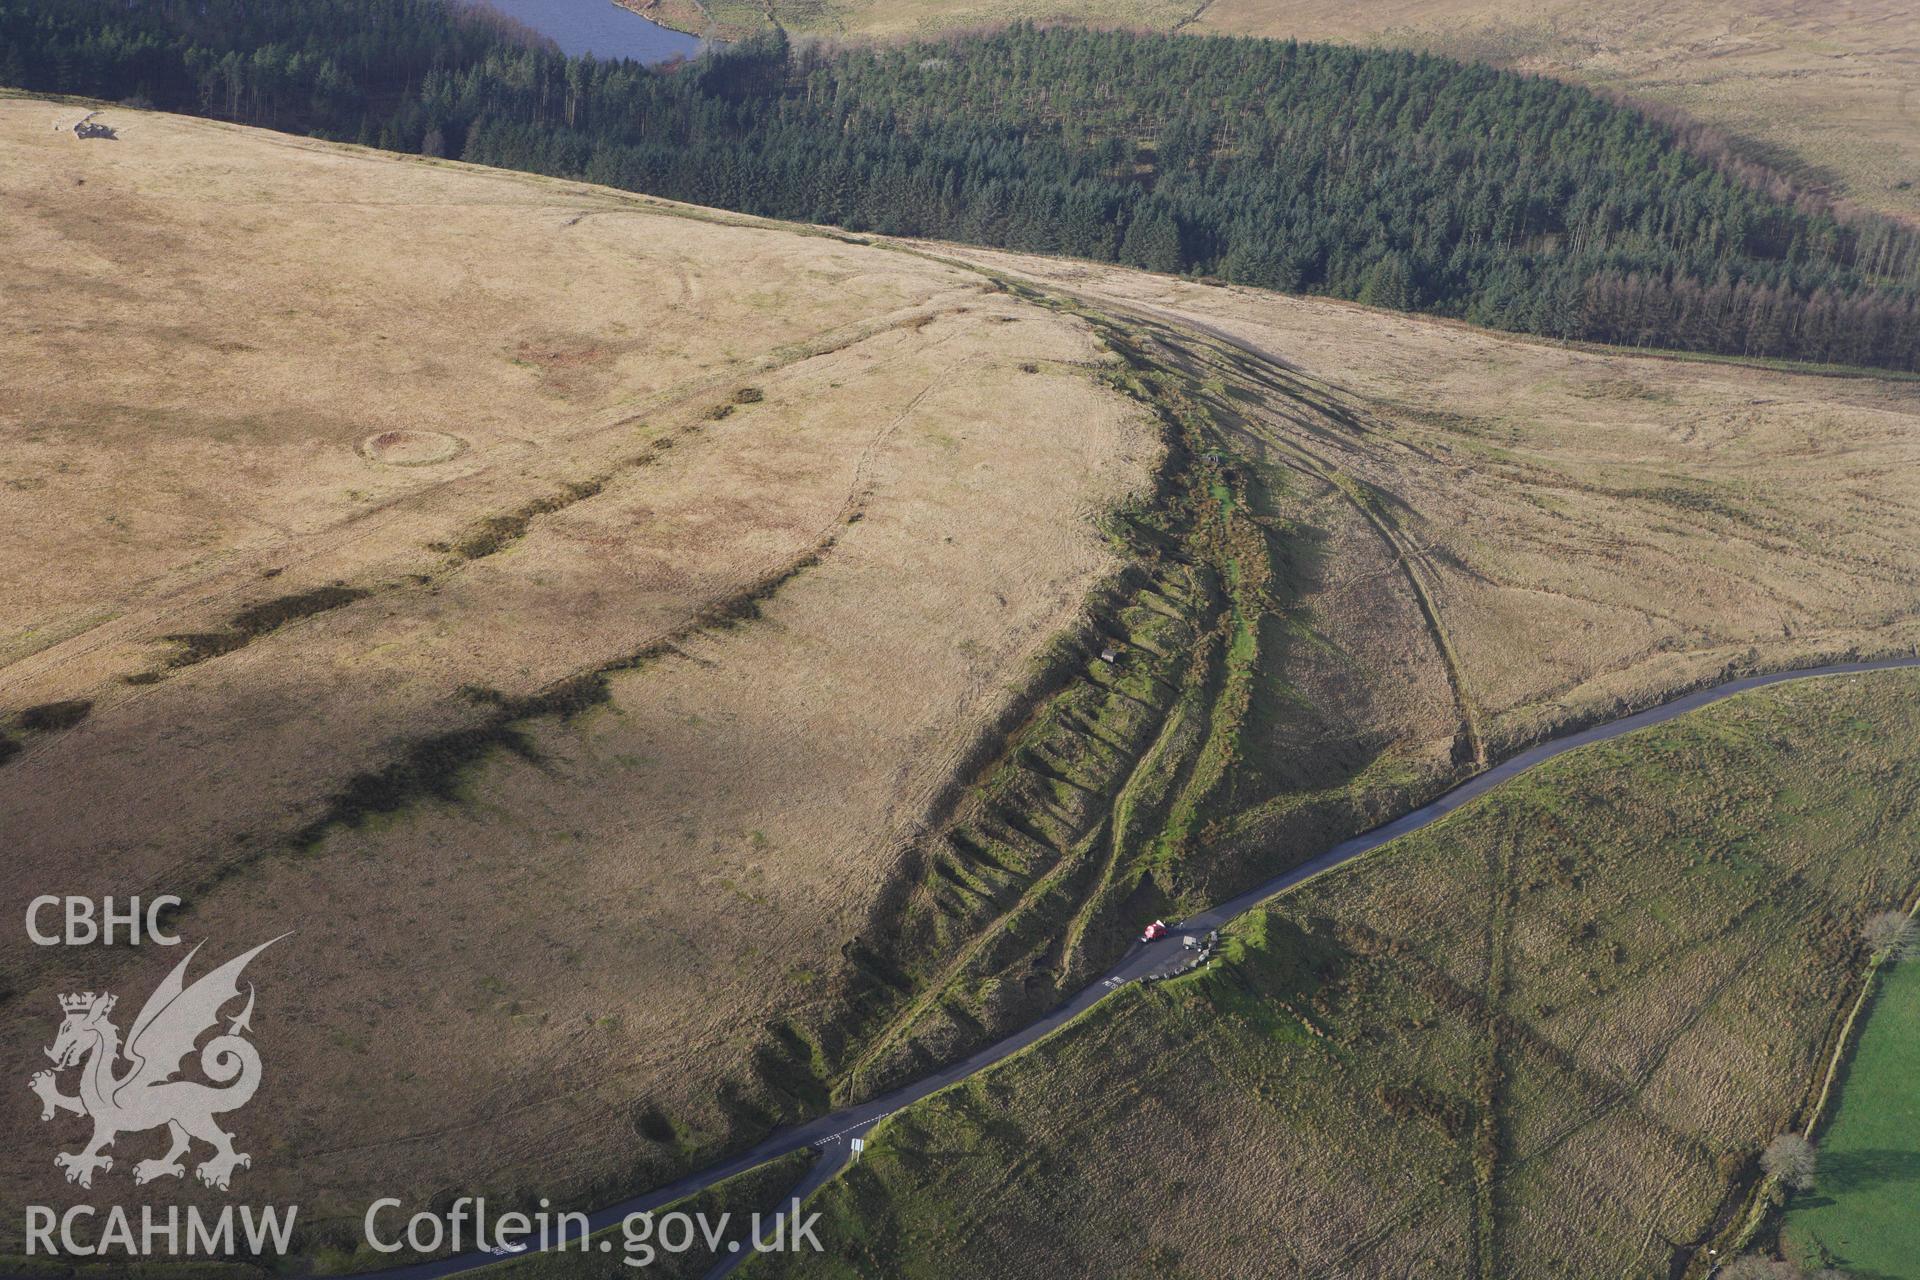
[28,936,285,1191]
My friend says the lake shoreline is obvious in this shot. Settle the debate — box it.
[609,0,712,43]
[475,0,708,63]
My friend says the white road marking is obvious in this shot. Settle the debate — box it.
[812,1110,895,1148]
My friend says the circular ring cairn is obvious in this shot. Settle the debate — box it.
[360,430,464,466]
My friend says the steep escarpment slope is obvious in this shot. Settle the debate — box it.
[5,95,1918,1270]
[759,671,1920,1280]
[806,239,1920,1110]
[0,98,1158,1236]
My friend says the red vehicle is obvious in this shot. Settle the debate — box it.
[1140,920,1170,942]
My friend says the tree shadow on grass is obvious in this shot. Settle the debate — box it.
[1785,1220,1913,1280]
[1818,1147,1920,1194]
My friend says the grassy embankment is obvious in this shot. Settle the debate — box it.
[11,100,1920,1270]
[0,96,1489,1260]
[783,235,1920,1137]
[0,95,1164,1247]
[744,670,1920,1279]
[819,278,1472,1105]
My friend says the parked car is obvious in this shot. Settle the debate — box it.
[1140,919,1169,942]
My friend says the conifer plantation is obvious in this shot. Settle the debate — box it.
[6,0,1917,369]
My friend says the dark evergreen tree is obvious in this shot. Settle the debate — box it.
[5,5,1915,369]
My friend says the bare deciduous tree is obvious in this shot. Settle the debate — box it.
[1862,909,1916,959]
[1762,1132,1818,1191]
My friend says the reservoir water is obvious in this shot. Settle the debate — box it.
[475,0,706,64]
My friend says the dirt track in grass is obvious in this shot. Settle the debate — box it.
[6,95,1920,1261]
[0,97,1157,1232]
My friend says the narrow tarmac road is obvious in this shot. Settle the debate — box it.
[377,656,1920,1278]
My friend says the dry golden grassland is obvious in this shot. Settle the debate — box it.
[648,0,1920,224]
[5,92,1919,1271]
[737,237,1920,1160]
[0,97,1157,1243]
[803,237,1920,1117]
[759,671,1920,1280]
[924,242,1920,753]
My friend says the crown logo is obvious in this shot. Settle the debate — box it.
[59,992,111,1016]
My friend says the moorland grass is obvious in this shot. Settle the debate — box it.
[0,97,1161,1232]
[749,671,1920,1279]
